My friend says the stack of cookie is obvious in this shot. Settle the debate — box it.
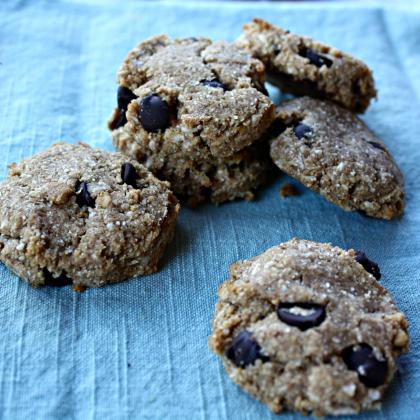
[0,17,409,417]
[109,35,276,206]
[108,18,405,219]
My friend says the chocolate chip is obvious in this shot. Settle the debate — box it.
[117,86,137,111]
[114,87,137,129]
[355,251,381,280]
[342,343,387,387]
[225,331,269,368]
[114,111,128,129]
[299,47,333,68]
[269,120,287,137]
[351,80,366,112]
[139,95,170,133]
[252,80,269,96]
[260,84,269,96]
[368,141,387,152]
[352,80,362,95]
[121,162,139,187]
[75,181,95,208]
[43,268,72,287]
[293,123,313,139]
[201,79,227,91]
[277,302,326,331]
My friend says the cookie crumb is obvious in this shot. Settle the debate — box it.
[279,183,300,198]
[72,284,87,293]
[244,191,255,201]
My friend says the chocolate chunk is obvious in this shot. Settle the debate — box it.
[225,331,269,368]
[75,181,95,208]
[139,95,170,133]
[351,80,367,112]
[43,268,72,287]
[113,87,137,129]
[252,80,269,96]
[293,123,313,139]
[201,79,228,91]
[368,141,387,152]
[342,343,387,387]
[299,47,333,68]
[277,302,326,331]
[117,86,137,111]
[355,251,381,280]
[114,111,128,129]
[260,84,269,96]
[121,162,139,187]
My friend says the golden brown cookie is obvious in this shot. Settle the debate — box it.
[0,143,179,290]
[269,97,404,219]
[236,18,376,112]
[210,239,409,416]
[109,35,276,204]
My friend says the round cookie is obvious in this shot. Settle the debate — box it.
[236,18,376,113]
[209,239,409,416]
[109,35,276,205]
[0,143,180,290]
[269,97,405,219]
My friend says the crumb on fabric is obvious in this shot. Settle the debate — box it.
[279,183,300,198]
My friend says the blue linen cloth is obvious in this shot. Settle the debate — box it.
[0,1,419,418]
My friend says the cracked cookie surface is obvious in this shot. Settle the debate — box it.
[109,35,275,204]
[269,97,405,219]
[209,239,409,416]
[0,142,179,290]
[236,18,376,112]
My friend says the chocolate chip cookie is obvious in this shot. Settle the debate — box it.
[0,143,179,290]
[269,97,405,219]
[109,35,276,204]
[236,19,376,112]
[209,239,409,416]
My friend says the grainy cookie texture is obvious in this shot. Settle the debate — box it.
[109,35,276,204]
[209,239,409,416]
[236,18,376,112]
[0,143,179,290]
[269,97,405,219]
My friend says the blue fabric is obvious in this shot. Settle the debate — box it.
[0,1,419,418]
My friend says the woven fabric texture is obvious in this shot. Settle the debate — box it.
[0,1,419,419]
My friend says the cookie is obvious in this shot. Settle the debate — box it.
[236,18,376,112]
[0,143,179,290]
[269,97,404,219]
[109,35,276,204]
[209,239,409,416]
